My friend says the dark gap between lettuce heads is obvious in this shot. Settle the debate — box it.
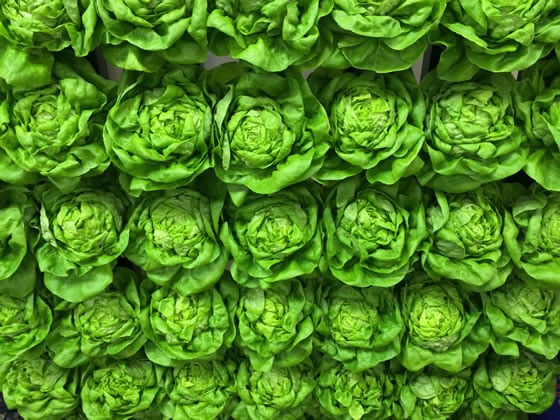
[0,394,20,420]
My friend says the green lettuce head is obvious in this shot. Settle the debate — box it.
[209,63,329,195]
[400,367,472,420]
[473,350,560,414]
[515,58,560,191]
[0,185,38,297]
[207,0,332,72]
[34,181,130,302]
[0,0,101,55]
[455,395,529,420]
[233,359,315,420]
[104,66,213,196]
[0,349,79,420]
[316,357,401,420]
[0,51,114,192]
[46,267,146,368]
[505,185,560,287]
[125,179,228,295]
[321,0,445,72]
[160,360,237,419]
[221,183,322,288]
[308,68,426,183]
[401,273,490,372]
[322,176,427,287]
[314,282,404,371]
[236,280,315,372]
[140,277,238,367]
[422,184,515,291]
[81,357,164,419]
[0,292,52,365]
[483,273,560,360]
[97,0,207,71]
[418,72,528,192]
[433,0,560,81]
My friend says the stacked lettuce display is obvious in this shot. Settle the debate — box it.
[1,3,560,420]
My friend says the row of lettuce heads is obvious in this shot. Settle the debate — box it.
[3,44,560,198]
[3,250,560,419]
[2,0,560,78]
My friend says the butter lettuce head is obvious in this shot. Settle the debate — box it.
[209,63,329,195]
[207,0,333,72]
[104,66,213,196]
[483,273,560,360]
[314,282,404,371]
[0,52,114,192]
[515,58,560,191]
[400,367,472,420]
[422,184,515,291]
[0,292,52,365]
[161,360,236,419]
[0,185,38,297]
[418,72,528,192]
[308,68,426,183]
[0,0,101,56]
[455,395,529,420]
[34,181,130,302]
[81,358,164,419]
[401,273,490,372]
[0,349,79,420]
[140,277,238,367]
[46,267,146,368]
[434,0,560,81]
[322,176,427,288]
[97,0,208,71]
[505,185,560,288]
[221,183,322,288]
[473,350,560,414]
[126,179,228,295]
[232,360,315,420]
[316,357,400,420]
[236,280,315,372]
[321,0,446,72]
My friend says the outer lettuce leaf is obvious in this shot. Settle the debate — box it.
[473,350,560,414]
[139,276,238,367]
[400,273,490,372]
[97,0,208,72]
[236,280,315,372]
[421,184,516,291]
[316,357,402,420]
[321,0,445,72]
[34,179,130,302]
[433,0,560,81]
[0,292,52,365]
[314,281,404,371]
[209,63,329,195]
[0,0,102,56]
[455,395,529,420]
[0,50,114,192]
[207,0,333,72]
[125,176,228,295]
[504,184,560,287]
[80,357,164,419]
[232,359,315,420]
[46,267,146,368]
[308,68,426,183]
[515,57,560,190]
[104,66,213,196]
[221,183,322,288]
[400,366,472,420]
[418,72,528,192]
[322,176,427,288]
[483,273,560,360]
[160,359,237,420]
[0,348,79,420]
[0,185,38,297]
